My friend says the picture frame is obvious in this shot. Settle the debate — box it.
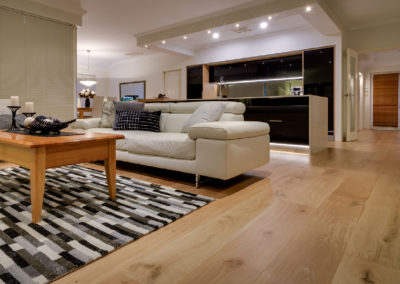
[119,80,146,100]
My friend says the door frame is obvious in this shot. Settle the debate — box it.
[163,69,182,100]
[345,48,358,141]
[358,72,364,131]
[370,71,400,130]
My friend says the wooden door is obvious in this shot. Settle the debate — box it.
[373,74,398,127]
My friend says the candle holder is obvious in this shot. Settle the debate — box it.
[22,112,36,118]
[7,106,21,132]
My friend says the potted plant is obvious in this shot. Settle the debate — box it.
[78,89,96,107]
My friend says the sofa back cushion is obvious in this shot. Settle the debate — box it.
[169,101,244,114]
[163,114,191,132]
[160,113,243,132]
[144,101,246,133]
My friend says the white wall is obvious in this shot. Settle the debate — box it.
[348,22,400,53]
[107,53,186,99]
[106,27,343,140]
[359,49,400,129]
[77,65,109,97]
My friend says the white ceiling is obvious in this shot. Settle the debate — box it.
[77,0,262,69]
[329,0,400,30]
[31,0,400,69]
[159,14,310,51]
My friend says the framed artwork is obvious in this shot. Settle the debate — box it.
[119,80,146,100]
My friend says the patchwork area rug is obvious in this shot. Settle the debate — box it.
[0,165,214,284]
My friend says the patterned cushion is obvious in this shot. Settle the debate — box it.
[114,110,161,132]
[99,101,115,128]
[113,101,144,129]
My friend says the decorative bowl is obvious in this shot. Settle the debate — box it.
[18,116,76,134]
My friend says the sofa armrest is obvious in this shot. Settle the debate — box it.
[70,118,101,130]
[189,121,270,140]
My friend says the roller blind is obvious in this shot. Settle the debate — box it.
[0,7,76,120]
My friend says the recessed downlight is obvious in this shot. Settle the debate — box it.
[183,35,187,40]
[144,44,148,48]
[212,32,220,39]
[260,21,268,29]
[235,23,240,28]
[268,16,272,20]
[207,30,211,34]
[306,6,312,12]
[162,40,166,44]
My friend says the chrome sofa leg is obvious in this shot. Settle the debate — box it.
[195,174,200,189]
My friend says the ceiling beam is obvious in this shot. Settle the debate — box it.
[302,3,341,35]
[135,0,317,46]
[152,44,195,57]
[316,0,346,32]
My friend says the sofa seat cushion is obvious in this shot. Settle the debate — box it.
[86,128,132,151]
[85,128,196,160]
[126,132,196,160]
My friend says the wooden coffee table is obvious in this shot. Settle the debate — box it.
[0,130,124,223]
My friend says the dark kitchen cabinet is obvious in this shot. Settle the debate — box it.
[209,54,302,83]
[304,47,334,134]
[187,65,203,99]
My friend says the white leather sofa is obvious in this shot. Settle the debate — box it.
[71,101,270,187]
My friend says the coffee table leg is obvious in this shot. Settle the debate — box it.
[104,141,116,200]
[30,148,46,223]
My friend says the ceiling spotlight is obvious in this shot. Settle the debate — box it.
[207,30,211,34]
[183,35,187,40]
[235,23,240,28]
[268,16,272,20]
[260,21,268,29]
[144,44,148,48]
[212,32,220,39]
[162,40,166,44]
[306,6,312,12]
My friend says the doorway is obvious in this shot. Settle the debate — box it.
[372,73,399,128]
[164,70,182,100]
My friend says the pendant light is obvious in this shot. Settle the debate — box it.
[79,50,97,87]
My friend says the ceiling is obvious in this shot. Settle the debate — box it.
[77,0,264,69]
[28,0,400,70]
[156,14,311,52]
[329,0,400,30]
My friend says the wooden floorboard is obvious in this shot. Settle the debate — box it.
[2,129,400,284]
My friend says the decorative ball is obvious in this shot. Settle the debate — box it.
[24,117,35,128]
[35,115,46,121]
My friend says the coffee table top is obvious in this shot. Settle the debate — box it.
[0,130,125,148]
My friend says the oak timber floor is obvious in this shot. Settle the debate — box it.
[2,129,400,284]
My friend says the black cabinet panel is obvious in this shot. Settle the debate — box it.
[242,97,309,144]
[304,47,334,134]
[210,54,302,83]
[187,66,203,99]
